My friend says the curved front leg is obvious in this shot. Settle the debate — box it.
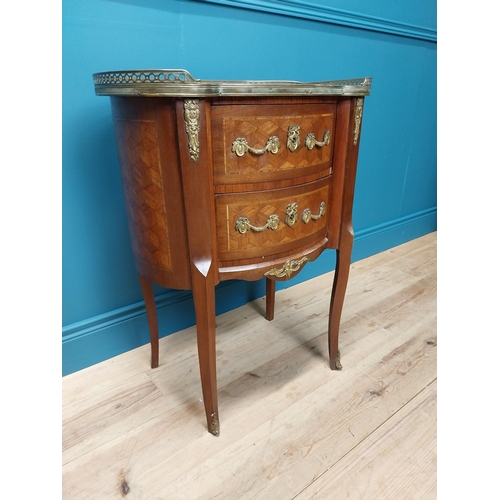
[191,262,219,436]
[328,226,354,370]
[176,99,221,436]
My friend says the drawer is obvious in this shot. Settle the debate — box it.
[211,104,336,187]
[215,177,330,262]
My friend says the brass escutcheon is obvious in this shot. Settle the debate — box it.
[287,124,301,152]
[285,202,299,227]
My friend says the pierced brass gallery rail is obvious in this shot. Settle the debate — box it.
[231,136,280,157]
[302,201,326,223]
[264,256,310,279]
[235,214,280,234]
[305,130,330,150]
[93,70,372,97]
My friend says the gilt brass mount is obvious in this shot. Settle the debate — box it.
[183,99,200,161]
[353,98,364,146]
[264,256,309,279]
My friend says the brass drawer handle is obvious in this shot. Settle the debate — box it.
[302,201,326,223]
[231,136,280,157]
[305,130,330,150]
[235,214,280,234]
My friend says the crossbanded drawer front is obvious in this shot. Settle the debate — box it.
[211,104,336,186]
[215,177,330,262]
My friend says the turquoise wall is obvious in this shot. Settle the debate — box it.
[62,0,437,375]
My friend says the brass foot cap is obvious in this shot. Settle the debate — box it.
[209,412,220,436]
[330,350,343,371]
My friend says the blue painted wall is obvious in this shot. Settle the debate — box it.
[62,0,437,375]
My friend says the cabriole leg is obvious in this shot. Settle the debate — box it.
[191,268,219,436]
[328,228,354,370]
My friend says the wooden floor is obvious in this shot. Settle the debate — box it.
[62,232,437,499]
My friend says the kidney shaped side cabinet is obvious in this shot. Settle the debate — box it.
[93,69,371,436]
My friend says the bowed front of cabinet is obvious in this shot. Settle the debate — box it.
[93,70,371,436]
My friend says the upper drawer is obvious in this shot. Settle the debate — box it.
[211,104,336,187]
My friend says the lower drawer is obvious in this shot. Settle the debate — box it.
[215,177,330,262]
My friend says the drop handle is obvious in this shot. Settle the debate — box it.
[231,136,280,157]
[305,130,330,150]
[302,202,326,223]
[235,214,280,234]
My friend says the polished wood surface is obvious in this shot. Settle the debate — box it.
[107,91,367,435]
[112,97,192,290]
[327,97,361,370]
[211,103,335,186]
[215,177,330,262]
[138,276,159,369]
[62,233,437,499]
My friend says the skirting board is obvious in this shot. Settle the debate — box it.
[62,207,436,376]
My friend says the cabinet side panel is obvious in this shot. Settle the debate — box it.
[110,97,191,289]
[113,119,172,270]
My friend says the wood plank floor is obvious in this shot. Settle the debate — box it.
[62,232,437,499]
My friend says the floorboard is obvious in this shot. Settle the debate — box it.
[62,232,437,499]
